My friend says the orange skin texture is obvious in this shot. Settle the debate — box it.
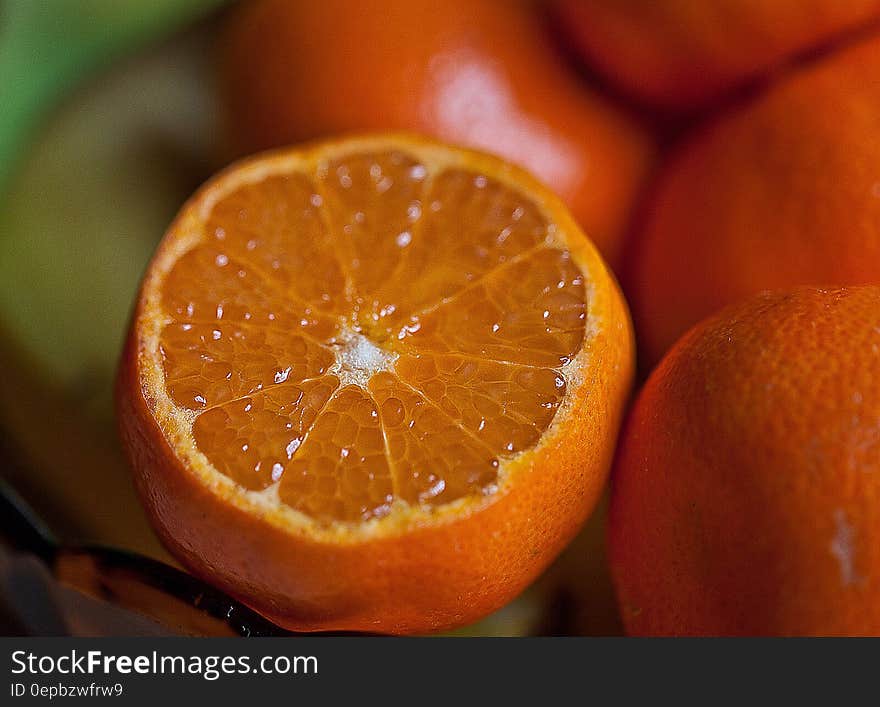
[610,287,880,636]
[552,0,880,110]
[629,34,880,368]
[115,139,635,635]
[220,0,654,268]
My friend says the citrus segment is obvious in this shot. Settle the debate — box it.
[316,150,430,300]
[369,371,500,507]
[192,376,339,491]
[360,168,551,336]
[160,321,334,411]
[279,385,394,523]
[393,354,565,455]
[398,247,586,367]
[117,135,634,633]
[204,172,350,315]
[160,244,341,343]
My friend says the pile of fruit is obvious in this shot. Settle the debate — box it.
[8,0,880,637]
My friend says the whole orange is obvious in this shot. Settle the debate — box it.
[629,33,880,367]
[610,287,880,636]
[552,0,880,110]
[220,0,654,268]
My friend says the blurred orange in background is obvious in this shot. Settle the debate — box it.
[552,0,880,111]
[628,32,880,367]
[220,0,655,268]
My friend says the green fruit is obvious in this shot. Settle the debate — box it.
[0,28,221,557]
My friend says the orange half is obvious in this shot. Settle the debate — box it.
[117,134,634,634]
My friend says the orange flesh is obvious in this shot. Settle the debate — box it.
[157,149,586,524]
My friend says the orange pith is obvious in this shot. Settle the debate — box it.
[119,134,633,633]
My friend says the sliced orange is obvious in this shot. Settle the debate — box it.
[116,134,634,634]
